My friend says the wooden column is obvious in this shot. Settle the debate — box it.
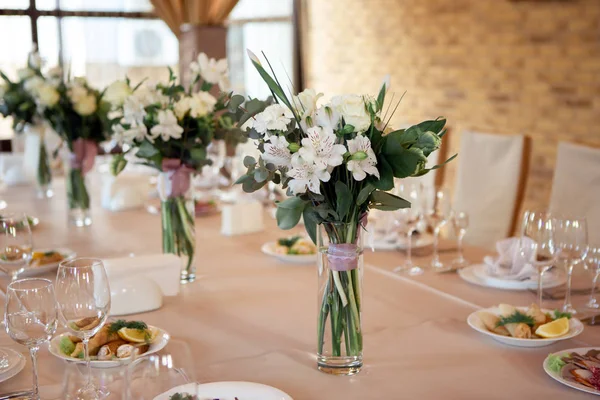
[179,24,227,87]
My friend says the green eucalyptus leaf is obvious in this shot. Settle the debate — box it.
[254,168,269,182]
[228,94,245,111]
[369,190,411,211]
[135,140,159,158]
[384,138,427,178]
[303,208,319,244]
[189,147,207,162]
[275,197,307,230]
[243,156,256,168]
[372,155,394,191]
[409,118,446,135]
[335,181,352,221]
[110,154,127,176]
[357,183,375,206]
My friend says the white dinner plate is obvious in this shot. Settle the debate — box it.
[0,348,26,384]
[543,347,600,396]
[372,232,434,251]
[467,306,584,348]
[0,248,76,278]
[155,381,293,400]
[458,263,566,291]
[49,326,170,369]
[261,242,316,265]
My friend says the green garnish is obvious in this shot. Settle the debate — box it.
[496,311,536,328]
[553,310,572,320]
[169,394,196,400]
[547,353,566,373]
[278,235,301,248]
[59,336,75,355]
[43,251,58,257]
[107,320,148,334]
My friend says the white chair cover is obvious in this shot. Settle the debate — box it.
[453,131,527,249]
[549,142,600,246]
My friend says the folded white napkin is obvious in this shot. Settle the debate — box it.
[101,172,149,212]
[221,200,264,236]
[484,237,537,280]
[1,153,28,186]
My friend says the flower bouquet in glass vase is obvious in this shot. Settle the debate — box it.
[42,77,107,226]
[0,49,61,198]
[236,51,455,375]
[106,56,234,283]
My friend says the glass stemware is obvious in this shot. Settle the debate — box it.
[451,211,469,268]
[554,217,589,314]
[128,351,194,400]
[426,188,452,271]
[393,183,424,276]
[585,247,600,309]
[0,212,33,281]
[5,278,58,400]
[519,211,560,307]
[55,258,111,400]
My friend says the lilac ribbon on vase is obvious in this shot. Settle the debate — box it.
[70,138,98,175]
[161,158,195,198]
[327,213,368,272]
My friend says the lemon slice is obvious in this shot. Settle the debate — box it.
[118,327,158,343]
[535,317,569,338]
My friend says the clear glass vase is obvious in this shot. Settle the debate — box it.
[317,220,364,376]
[65,162,91,227]
[159,172,196,283]
[23,123,53,199]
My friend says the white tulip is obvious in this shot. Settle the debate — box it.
[104,80,132,107]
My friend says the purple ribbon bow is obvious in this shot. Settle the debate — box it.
[70,138,98,175]
[161,158,195,198]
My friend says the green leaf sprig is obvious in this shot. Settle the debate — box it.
[495,311,535,328]
[108,320,148,334]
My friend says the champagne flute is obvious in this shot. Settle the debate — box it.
[451,211,469,268]
[5,278,58,400]
[0,213,33,281]
[585,247,600,309]
[519,211,560,307]
[426,188,452,271]
[55,258,111,400]
[393,183,424,276]
[554,217,588,314]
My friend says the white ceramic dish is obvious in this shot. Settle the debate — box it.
[458,264,566,290]
[155,381,293,400]
[467,306,584,348]
[1,248,76,278]
[543,347,600,396]
[0,348,26,384]
[49,326,170,368]
[261,242,316,265]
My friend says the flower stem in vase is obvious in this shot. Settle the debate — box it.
[161,195,196,283]
[66,167,91,227]
[36,140,53,199]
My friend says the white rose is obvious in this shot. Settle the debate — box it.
[188,91,217,118]
[104,80,132,107]
[174,97,191,120]
[24,76,44,94]
[36,84,60,107]
[292,88,322,117]
[17,68,35,80]
[68,84,88,104]
[74,93,97,116]
[330,94,371,133]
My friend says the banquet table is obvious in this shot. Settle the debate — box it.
[0,178,598,399]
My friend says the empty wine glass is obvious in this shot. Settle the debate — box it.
[451,211,469,268]
[519,211,560,307]
[128,352,194,400]
[393,183,424,276]
[55,258,111,400]
[5,278,58,400]
[425,188,452,271]
[0,212,33,281]
[585,247,600,309]
[554,217,588,314]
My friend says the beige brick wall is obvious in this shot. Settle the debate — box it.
[304,0,600,216]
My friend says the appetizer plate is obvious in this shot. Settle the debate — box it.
[49,326,170,368]
[458,263,566,290]
[543,347,600,396]
[0,348,26,384]
[0,248,76,277]
[467,306,584,348]
[261,242,317,265]
[156,381,294,400]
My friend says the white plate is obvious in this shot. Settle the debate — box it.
[155,381,293,400]
[261,242,316,265]
[543,347,600,396]
[458,264,566,290]
[467,306,584,347]
[0,348,26,384]
[9,248,76,277]
[49,326,170,368]
[371,233,434,251]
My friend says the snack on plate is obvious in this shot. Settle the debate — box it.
[59,319,158,361]
[559,349,600,390]
[478,303,571,339]
[274,236,316,255]
[30,250,65,267]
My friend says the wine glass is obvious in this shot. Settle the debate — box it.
[55,258,111,400]
[451,211,469,268]
[393,183,424,276]
[519,211,560,307]
[0,212,33,281]
[585,247,600,309]
[5,278,58,400]
[425,188,452,271]
[554,217,588,314]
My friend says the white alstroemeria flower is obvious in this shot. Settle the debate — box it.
[104,80,132,107]
[287,154,330,195]
[113,121,148,145]
[262,135,292,168]
[74,93,97,116]
[190,53,228,85]
[23,76,44,94]
[150,109,183,141]
[315,105,341,131]
[123,96,147,125]
[188,91,217,117]
[298,126,346,169]
[36,84,59,107]
[28,52,42,70]
[292,88,322,118]
[17,68,34,81]
[218,75,231,92]
[252,104,294,134]
[346,135,380,181]
[134,84,168,108]
[330,94,371,133]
